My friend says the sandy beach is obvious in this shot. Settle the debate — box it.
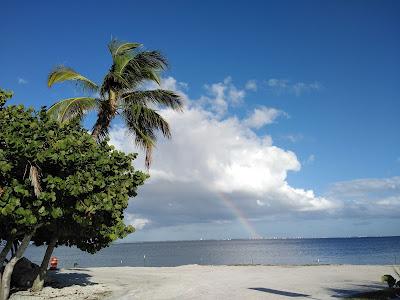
[9,265,394,299]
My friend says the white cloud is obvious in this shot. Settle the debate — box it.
[229,86,245,105]
[111,76,337,233]
[245,80,257,91]
[125,213,151,230]
[199,77,246,117]
[243,106,284,129]
[17,78,28,85]
[256,200,266,206]
[326,177,400,217]
[266,78,321,96]
[200,81,228,116]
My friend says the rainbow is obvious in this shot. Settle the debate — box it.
[217,192,261,239]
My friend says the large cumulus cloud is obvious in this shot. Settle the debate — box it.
[110,77,337,235]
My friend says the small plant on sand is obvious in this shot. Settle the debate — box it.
[381,266,400,288]
[381,274,396,288]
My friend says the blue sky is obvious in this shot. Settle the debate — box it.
[1,0,400,240]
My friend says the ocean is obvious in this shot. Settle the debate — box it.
[24,236,400,268]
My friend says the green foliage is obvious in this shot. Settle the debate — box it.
[0,89,13,107]
[0,98,147,253]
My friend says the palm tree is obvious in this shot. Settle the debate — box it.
[47,40,183,169]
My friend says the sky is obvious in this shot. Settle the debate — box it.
[1,0,400,241]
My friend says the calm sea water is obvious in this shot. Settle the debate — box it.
[23,236,400,268]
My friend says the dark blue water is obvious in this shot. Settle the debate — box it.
[23,236,400,268]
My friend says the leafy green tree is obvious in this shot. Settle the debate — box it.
[29,128,145,291]
[0,99,146,299]
[47,39,183,168]
[0,89,13,105]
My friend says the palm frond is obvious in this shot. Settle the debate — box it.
[104,49,169,94]
[143,69,161,85]
[47,97,98,123]
[108,40,142,57]
[121,90,183,111]
[124,104,171,139]
[113,54,134,75]
[122,104,173,169]
[119,51,168,86]
[134,51,168,70]
[48,66,98,92]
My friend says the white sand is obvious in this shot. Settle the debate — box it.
[10,265,394,299]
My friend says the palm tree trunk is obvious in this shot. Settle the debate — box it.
[0,231,35,300]
[31,237,57,292]
[91,90,117,141]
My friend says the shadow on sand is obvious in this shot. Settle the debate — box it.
[46,269,97,288]
[249,282,392,300]
[248,287,311,297]
[327,281,394,299]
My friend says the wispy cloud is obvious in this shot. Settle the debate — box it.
[243,106,286,129]
[292,82,321,96]
[266,78,321,96]
[303,154,315,165]
[17,77,28,85]
[267,78,289,89]
[245,80,257,91]
[281,134,304,143]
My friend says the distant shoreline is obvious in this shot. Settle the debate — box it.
[118,235,400,244]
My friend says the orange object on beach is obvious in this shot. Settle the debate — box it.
[49,256,58,270]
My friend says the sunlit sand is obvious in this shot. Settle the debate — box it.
[10,265,391,299]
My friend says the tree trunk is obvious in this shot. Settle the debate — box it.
[91,90,117,141]
[0,238,14,269]
[31,237,57,292]
[0,231,35,300]
[0,238,15,298]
